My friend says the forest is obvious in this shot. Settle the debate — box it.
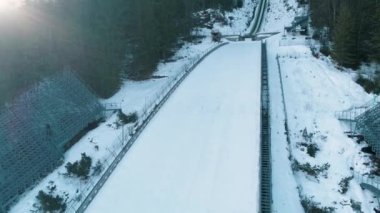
[0,0,243,104]
[309,0,380,69]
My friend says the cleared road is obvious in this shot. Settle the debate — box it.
[86,41,262,213]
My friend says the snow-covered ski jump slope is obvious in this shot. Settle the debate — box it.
[86,41,262,213]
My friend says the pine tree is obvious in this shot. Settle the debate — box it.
[332,4,359,68]
[371,3,380,63]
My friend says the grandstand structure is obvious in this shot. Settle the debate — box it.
[0,72,104,212]
[336,98,380,156]
[356,103,380,157]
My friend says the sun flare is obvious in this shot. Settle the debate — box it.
[0,0,23,12]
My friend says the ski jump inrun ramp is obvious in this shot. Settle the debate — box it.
[86,42,263,213]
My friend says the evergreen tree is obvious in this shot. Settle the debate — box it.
[65,153,92,179]
[332,4,358,68]
[36,190,66,212]
[371,3,380,63]
[0,0,241,104]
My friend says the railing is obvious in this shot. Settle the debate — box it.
[72,42,229,213]
[279,37,312,47]
[260,41,272,213]
[335,97,380,121]
[102,103,121,111]
[353,171,380,196]
[335,107,368,122]
[334,98,380,133]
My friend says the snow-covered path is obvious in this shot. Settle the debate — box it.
[86,42,262,213]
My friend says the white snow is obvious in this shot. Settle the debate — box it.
[267,35,304,213]
[260,0,304,212]
[261,0,298,33]
[266,32,377,212]
[263,0,379,212]
[86,42,262,213]
[276,43,376,212]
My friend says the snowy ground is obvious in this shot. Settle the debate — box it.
[277,42,377,212]
[261,0,299,33]
[10,2,258,212]
[264,0,378,212]
[86,42,262,213]
[260,0,304,212]
[267,36,304,213]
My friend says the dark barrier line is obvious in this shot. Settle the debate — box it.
[276,56,291,148]
[260,41,272,213]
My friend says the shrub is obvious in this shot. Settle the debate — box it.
[301,197,335,213]
[356,74,380,95]
[350,199,362,212]
[302,128,314,142]
[92,160,104,176]
[118,110,138,125]
[65,153,92,179]
[292,160,330,179]
[338,176,353,194]
[307,143,320,158]
[36,190,66,213]
[299,142,320,158]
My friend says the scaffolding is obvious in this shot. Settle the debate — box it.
[0,71,104,211]
[356,103,380,156]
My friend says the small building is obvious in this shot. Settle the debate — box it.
[285,16,309,35]
[0,71,104,212]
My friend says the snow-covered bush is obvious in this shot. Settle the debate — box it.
[369,155,380,176]
[299,142,320,158]
[338,176,353,194]
[65,153,92,179]
[356,75,378,94]
[300,196,335,213]
[298,128,321,157]
[36,191,66,213]
[350,199,362,212]
[92,160,104,176]
[117,110,138,125]
[194,9,229,29]
[301,128,314,142]
[292,160,330,179]
[306,143,320,158]
[35,182,67,213]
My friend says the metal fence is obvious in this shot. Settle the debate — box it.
[353,171,380,197]
[279,37,312,47]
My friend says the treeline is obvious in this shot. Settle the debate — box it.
[309,0,380,69]
[0,0,243,104]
